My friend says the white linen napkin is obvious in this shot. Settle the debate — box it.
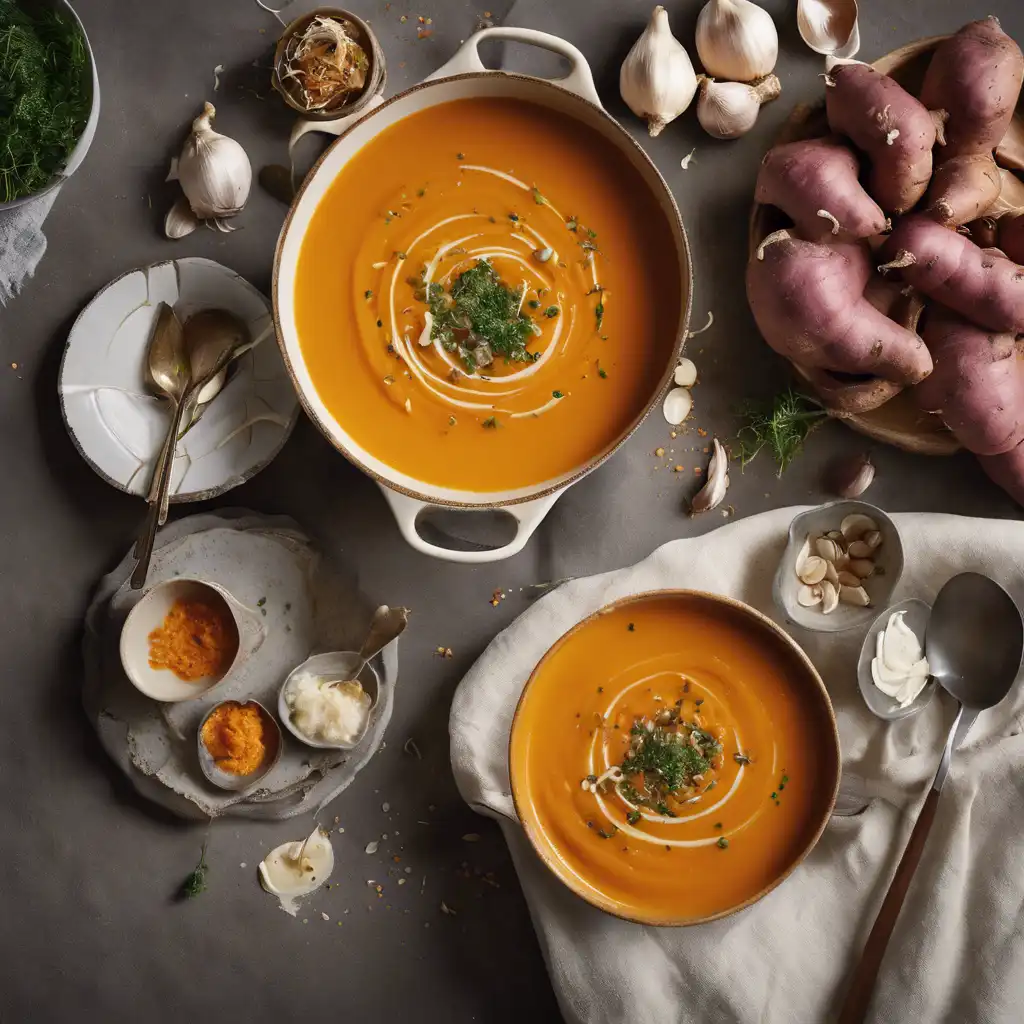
[0,186,61,304]
[450,508,1024,1024]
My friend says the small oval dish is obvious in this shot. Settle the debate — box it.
[857,599,936,721]
[773,500,904,633]
[197,699,283,791]
[278,651,379,751]
[120,578,245,701]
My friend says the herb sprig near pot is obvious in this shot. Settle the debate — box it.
[0,0,91,204]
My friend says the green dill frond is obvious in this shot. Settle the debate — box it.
[733,388,826,477]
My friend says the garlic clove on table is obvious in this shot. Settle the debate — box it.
[696,74,782,140]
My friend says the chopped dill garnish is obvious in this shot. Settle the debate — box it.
[544,306,559,318]
[626,809,642,825]
[596,826,618,840]
[528,299,540,309]
[0,0,91,203]
[595,302,604,331]
[482,416,498,428]
[717,837,729,850]
[552,390,563,399]
[364,289,373,299]
[179,843,209,899]
[598,367,608,379]
[457,151,465,159]
[733,752,751,766]
[532,186,549,206]
[508,212,519,222]
[733,388,826,477]
[621,732,709,792]
[422,259,537,373]
[566,217,578,232]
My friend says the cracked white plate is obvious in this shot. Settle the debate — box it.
[59,258,299,502]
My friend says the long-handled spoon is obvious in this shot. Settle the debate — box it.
[130,309,251,589]
[130,304,190,587]
[326,605,410,697]
[837,572,1023,1023]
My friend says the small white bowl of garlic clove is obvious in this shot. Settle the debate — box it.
[773,501,904,633]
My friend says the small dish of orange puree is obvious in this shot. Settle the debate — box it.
[510,591,840,925]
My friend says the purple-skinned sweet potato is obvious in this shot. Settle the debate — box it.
[825,61,940,216]
[754,137,887,242]
[912,307,1024,455]
[999,213,1024,263]
[746,229,933,385]
[922,18,1024,225]
[878,214,1024,332]
[978,439,1024,507]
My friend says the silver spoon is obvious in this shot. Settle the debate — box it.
[326,605,410,693]
[130,309,251,589]
[838,572,1023,1024]
[130,304,190,587]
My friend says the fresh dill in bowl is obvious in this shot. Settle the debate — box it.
[0,0,91,204]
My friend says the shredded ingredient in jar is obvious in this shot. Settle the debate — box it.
[147,596,238,681]
[201,702,275,776]
[279,16,369,112]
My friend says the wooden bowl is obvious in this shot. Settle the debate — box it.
[749,36,1024,456]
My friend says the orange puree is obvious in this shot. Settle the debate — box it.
[148,596,238,681]
[201,703,275,776]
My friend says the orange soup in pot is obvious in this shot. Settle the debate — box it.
[510,592,840,925]
[294,97,682,491]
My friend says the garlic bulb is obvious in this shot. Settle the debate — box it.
[696,0,778,83]
[620,6,698,137]
[696,74,781,140]
[169,102,252,230]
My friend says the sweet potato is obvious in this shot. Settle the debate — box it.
[980,167,1024,220]
[920,17,1024,159]
[912,307,1024,455]
[978,439,1024,506]
[878,214,1024,332]
[754,137,887,242]
[921,18,1024,226]
[996,120,1024,172]
[746,229,932,385]
[965,217,999,248]
[998,213,1024,263]
[825,61,940,215]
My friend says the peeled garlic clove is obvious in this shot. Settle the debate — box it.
[663,386,693,425]
[798,584,823,607]
[164,195,198,239]
[847,540,873,559]
[820,580,839,614]
[848,558,875,579]
[695,0,778,83]
[825,562,841,587]
[833,551,850,571]
[798,555,828,586]
[837,570,861,587]
[797,0,860,59]
[696,74,781,140]
[863,530,883,551]
[815,537,840,562]
[690,437,730,515]
[839,585,871,606]
[828,452,875,498]
[674,357,697,387]
[840,513,878,541]
[620,6,698,137]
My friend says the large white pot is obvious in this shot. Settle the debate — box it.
[274,28,692,563]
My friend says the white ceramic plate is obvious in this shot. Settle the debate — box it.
[59,258,299,502]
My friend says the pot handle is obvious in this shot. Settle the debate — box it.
[288,92,386,148]
[425,26,603,108]
[379,485,563,564]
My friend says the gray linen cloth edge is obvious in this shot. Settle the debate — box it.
[449,508,1024,1024]
[0,186,60,304]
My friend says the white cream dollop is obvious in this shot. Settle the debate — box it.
[871,611,930,708]
[259,827,335,915]
[285,672,371,745]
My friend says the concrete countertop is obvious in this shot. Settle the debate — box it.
[1,0,1021,1020]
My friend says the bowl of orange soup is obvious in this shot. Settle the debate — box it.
[510,591,841,926]
[274,27,692,562]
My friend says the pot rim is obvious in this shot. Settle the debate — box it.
[507,588,842,927]
[272,69,693,509]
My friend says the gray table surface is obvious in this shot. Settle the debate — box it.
[2,0,1021,1020]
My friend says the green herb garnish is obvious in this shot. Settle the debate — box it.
[180,843,209,899]
[364,289,373,299]
[423,259,537,373]
[595,302,604,332]
[627,622,635,631]
[717,837,729,850]
[621,730,710,793]
[566,217,577,232]
[532,186,548,206]
[543,306,559,318]
[734,388,826,477]
[598,367,608,379]
[0,0,91,204]
[626,810,642,825]
[553,390,563,399]
[596,826,618,840]
[482,416,498,429]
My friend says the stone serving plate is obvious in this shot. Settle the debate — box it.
[773,500,904,634]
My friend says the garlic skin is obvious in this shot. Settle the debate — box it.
[690,437,730,515]
[696,74,781,140]
[620,6,698,137]
[797,0,860,60]
[164,195,198,240]
[173,102,252,226]
[696,0,778,83]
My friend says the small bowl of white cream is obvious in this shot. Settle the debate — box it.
[857,598,936,720]
[278,651,377,750]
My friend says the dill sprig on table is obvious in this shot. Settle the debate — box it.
[733,388,827,477]
[0,0,91,203]
[179,842,209,899]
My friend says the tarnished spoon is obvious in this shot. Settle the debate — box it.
[837,572,1023,1023]
[326,605,410,695]
[130,309,251,589]
[130,304,190,588]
